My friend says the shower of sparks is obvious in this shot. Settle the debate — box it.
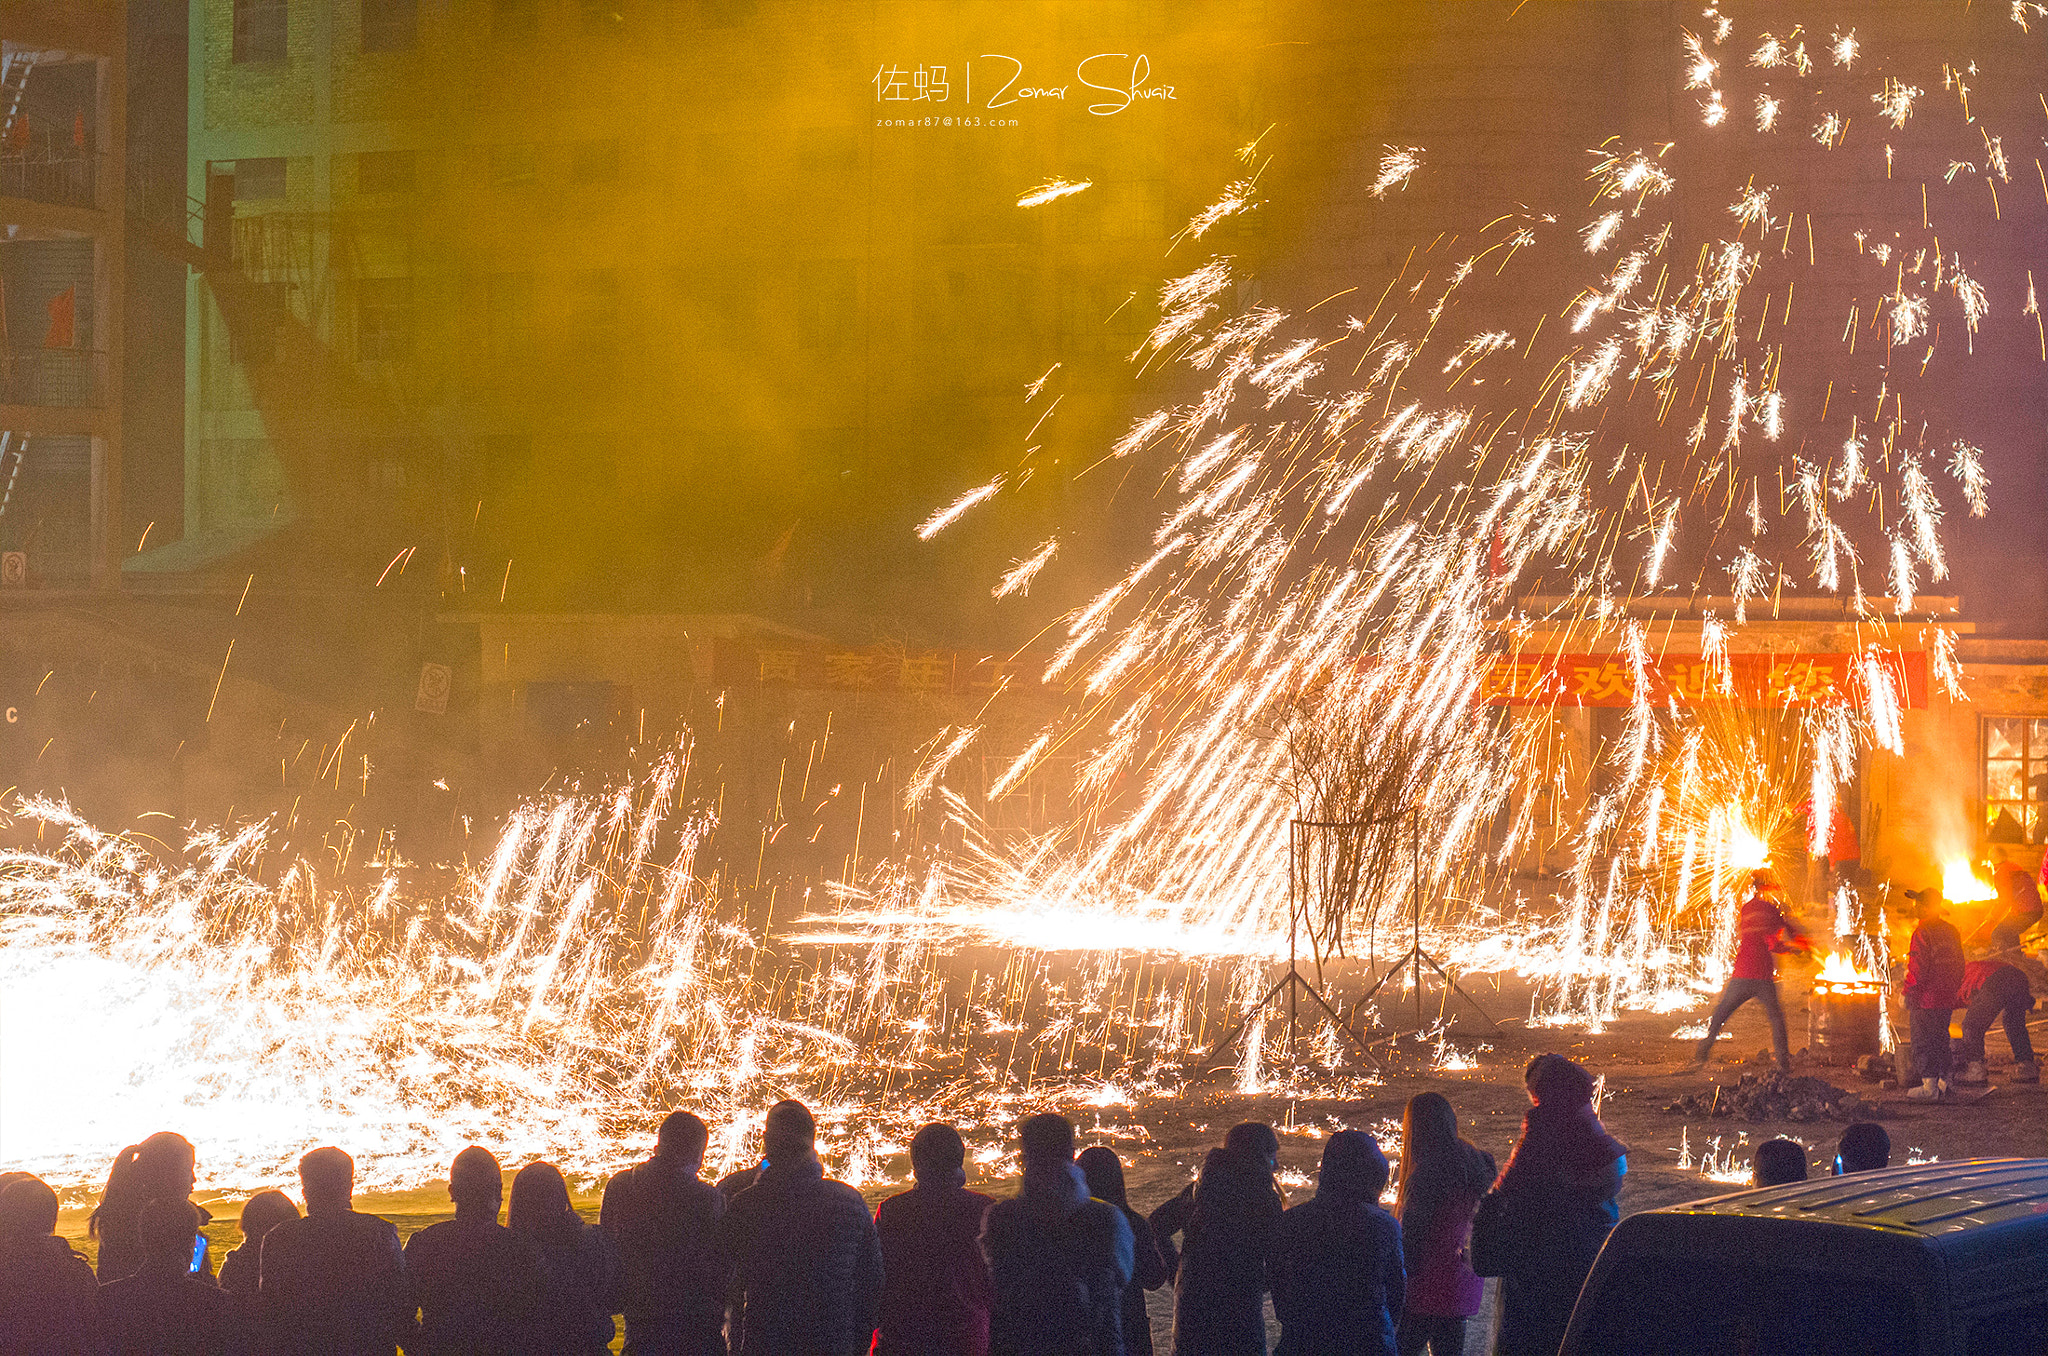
[1371,146,1425,198]
[5,2,2040,1194]
[1017,178,1093,208]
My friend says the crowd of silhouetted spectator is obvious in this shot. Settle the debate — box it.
[0,1052,1905,1356]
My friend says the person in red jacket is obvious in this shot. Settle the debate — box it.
[1952,958,2038,1085]
[1973,860,2045,955]
[1902,887,1966,1100]
[1685,869,1813,1075]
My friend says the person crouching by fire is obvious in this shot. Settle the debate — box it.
[1953,957,2039,1086]
[1901,886,1967,1101]
[1684,869,1813,1076]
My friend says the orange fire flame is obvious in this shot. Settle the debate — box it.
[1814,949,1883,993]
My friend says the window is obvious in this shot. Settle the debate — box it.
[356,277,413,362]
[232,0,287,63]
[232,157,286,201]
[360,0,416,52]
[492,0,538,38]
[1984,717,2048,845]
[490,143,536,187]
[570,138,620,184]
[357,149,415,195]
[485,272,532,357]
[796,259,856,351]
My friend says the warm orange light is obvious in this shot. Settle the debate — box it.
[1814,949,1881,991]
[1942,859,1997,903]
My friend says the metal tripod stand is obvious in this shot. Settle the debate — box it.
[1355,807,1498,1032]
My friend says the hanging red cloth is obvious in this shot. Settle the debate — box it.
[44,287,75,348]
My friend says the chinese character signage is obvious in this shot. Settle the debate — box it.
[1479,651,1929,708]
[715,640,1029,697]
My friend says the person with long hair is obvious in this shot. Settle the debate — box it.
[508,1161,621,1356]
[1150,1122,1284,1356]
[1483,1054,1626,1356]
[1393,1093,1496,1356]
[88,1133,209,1283]
[1076,1146,1168,1356]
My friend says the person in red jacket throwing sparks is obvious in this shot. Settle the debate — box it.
[1685,868,1814,1075]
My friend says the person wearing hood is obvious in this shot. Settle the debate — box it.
[1077,1146,1168,1356]
[1393,1093,1495,1356]
[981,1113,1134,1356]
[1481,1054,1626,1356]
[1149,1122,1284,1356]
[95,1197,237,1355]
[718,1099,883,1356]
[1268,1130,1404,1356]
[0,1175,102,1355]
[873,1123,996,1356]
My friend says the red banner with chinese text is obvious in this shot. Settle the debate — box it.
[713,639,1032,697]
[1480,651,1929,708]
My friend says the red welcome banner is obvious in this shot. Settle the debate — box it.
[1480,651,1928,708]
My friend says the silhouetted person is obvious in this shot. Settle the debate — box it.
[258,1146,411,1356]
[1903,887,1966,1099]
[600,1110,732,1355]
[1269,1130,1404,1356]
[874,1123,996,1356]
[0,1175,101,1355]
[91,1132,212,1282]
[1833,1122,1890,1175]
[217,1191,298,1299]
[1955,958,2038,1084]
[982,1113,1133,1356]
[719,1099,883,1356]
[1752,1139,1808,1187]
[509,1161,621,1356]
[1685,869,1811,1075]
[1394,1092,1496,1356]
[1486,1054,1626,1356]
[1077,1146,1168,1356]
[404,1145,542,1356]
[1151,1122,1284,1356]
[97,1197,236,1356]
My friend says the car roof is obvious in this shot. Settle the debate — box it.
[1662,1158,2048,1240]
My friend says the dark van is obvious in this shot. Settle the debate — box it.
[1560,1159,2048,1355]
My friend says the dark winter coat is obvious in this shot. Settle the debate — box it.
[1151,1149,1283,1356]
[258,1208,413,1356]
[873,1180,995,1356]
[94,1201,214,1286]
[525,1219,623,1356]
[1489,1097,1626,1356]
[1396,1140,1495,1318]
[981,1160,1135,1356]
[718,1152,884,1356]
[1268,1181,1404,1356]
[403,1213,544,1356]
[0,1232,102,1356]
[1112,1201,1169,1356]
[97,1267,237,1356]
[600,1156,730,1352]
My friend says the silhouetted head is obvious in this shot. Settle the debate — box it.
[1076,1146,1127,1208]
[910,1123,966,1188]
[1906,887,1945,920]
[1318,1130,1390,1200]
[656,1111,709,1165]
[138,1197,200,1272]
[89,1132,198,1239]
[1835,1122,1890,1175]
[1397,1091,1461,1215]
[1753,1138,1808,1187]
[237,1190,299,1243]
[448,1146,503,1214]
[297,1147,354,1214]
[763,1100,817,1165]
[1750,867,1784,898]
[1224,1122,1280,1172]
[0,1178,60,1241]
[507,1162,577,1240]
[1525,1052,1597,1107]
[1017,1113,1075,1168]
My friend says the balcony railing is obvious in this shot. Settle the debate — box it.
[0,113,99,211]
[0,348,102,407]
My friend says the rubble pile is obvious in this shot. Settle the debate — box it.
[1664,1071,1870,1122]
